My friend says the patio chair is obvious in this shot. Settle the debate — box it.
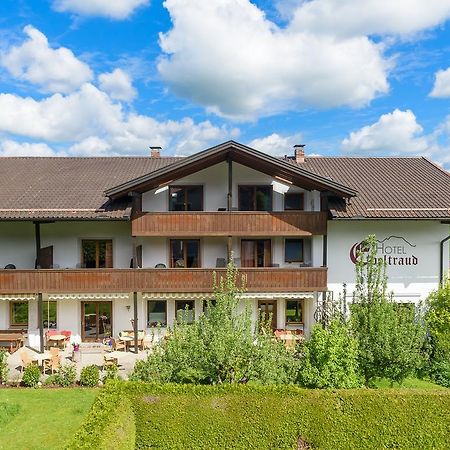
[216,258,227,268]
[19,350,38,373]
[102,348,118,368]
[43,348,61,374]
[112,338,126,352]
[61,330,72,348]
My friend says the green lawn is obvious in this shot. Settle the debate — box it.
[0,388,97,450]
[373,377,445,389]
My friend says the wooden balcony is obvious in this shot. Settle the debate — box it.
[132,211,327,237]
[0,267,327,294]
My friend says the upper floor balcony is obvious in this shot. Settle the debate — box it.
[132,211,328,237]
[0,266,327,294]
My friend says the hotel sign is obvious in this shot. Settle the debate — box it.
[350,235,418,266]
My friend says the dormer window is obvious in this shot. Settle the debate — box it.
[169,186,203,211]
[238,185,272,211]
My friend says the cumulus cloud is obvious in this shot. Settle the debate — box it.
[290,0,450,38]
[248,133,303,156]
[98,68,137,102]
[341,109,431,155]
[52,0,149,20]
[0,140,63,156]
[0,83,237,156]
[158,0,390,120]
[430,67,450,98]
[1,25,92,93]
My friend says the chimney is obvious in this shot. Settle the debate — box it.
[294,144,305,164]
[150,146,162,158]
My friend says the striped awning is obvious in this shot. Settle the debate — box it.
[48,293,130,300]
[143,292,315,300]
[0,294,36,301]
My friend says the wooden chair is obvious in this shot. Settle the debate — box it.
[112,338,126,352]
[19,350,38,373]
[102,348,118,368]
[43,348,61,374]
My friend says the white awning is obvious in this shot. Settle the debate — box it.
[143,292,315,300]
[48,293,130,300]
[0,294,36,301]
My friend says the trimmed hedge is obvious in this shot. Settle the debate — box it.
[66,382,135,450]
[70,382,450,449]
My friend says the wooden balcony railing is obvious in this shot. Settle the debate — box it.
[132,211,327,237]
[0,267,327,294]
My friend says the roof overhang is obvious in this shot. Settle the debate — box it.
[105,141,357,200]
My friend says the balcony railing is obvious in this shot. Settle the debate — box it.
[0,267,327,294]
[132,211,327,237]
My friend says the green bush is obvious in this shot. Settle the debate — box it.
[80,365,99,387]
[429,357,450,387]
[131,262,299,385]
[55,363,77,387]
[102,363,120,383]
[299,318,361,388]
[67,382,135,450]
[22,364,41,387]
[0,351,8,383]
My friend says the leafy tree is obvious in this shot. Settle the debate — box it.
[298,318,361,388]
[425,278,450,386]
[131,261,299,384]
[351,235,425,385]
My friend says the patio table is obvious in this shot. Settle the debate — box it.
[47,334,66,348]
[0,334,24,353]
[120,336,134,351]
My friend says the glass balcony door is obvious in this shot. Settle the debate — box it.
[258,300,277,330]
[81,301,112,341]
[241,239,271,267]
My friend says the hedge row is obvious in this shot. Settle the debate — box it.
[66,381,135,450]
[69,382,450,449]
[126,383,450,450]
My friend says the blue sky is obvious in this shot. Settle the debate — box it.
[0,0,450,168]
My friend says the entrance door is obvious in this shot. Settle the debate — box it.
[241,240,271,267]
[81,302,112,341]
[258,300,277,330]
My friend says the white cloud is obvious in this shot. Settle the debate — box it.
[0,140,63,156]
[1,25,92,93]
[341,109,430,155]
[158,0,390,120]
[290,0,450,38]
[0,83,237,156]
[430,67,450,98]
[98,68,137,102]
[52,0,149,20]
[248,133,302,156]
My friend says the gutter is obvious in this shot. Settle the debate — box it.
[440,234,450,284]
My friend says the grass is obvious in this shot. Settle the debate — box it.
[0,388,97,450]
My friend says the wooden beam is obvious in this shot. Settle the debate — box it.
[37,293,44,353]
[133,292,138,354]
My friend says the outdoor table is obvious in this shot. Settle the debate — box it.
[47,334,66,348]
[0,334,24,353]
[120,336,134,351]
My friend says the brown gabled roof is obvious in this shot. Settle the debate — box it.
[0,156,180,220]
[0,146,448,221]
[301,156,450,219]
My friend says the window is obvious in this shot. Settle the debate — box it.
[202,299,217,314]
[238,186,272,211]
[43,301,57,329]
[176,300,195,324]
[284,193,304,211]
[285,239,304,263]
[241,239,271,267]
[170,240,200,268]
[10,301,28,327]
[147,300,167,327]
[82,240,113,268]
[169,186,203,211]
[285,300,303,324]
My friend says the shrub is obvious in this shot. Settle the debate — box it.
[429,357,450,387]
[0,351,8,383]
[103,363,120,383]
[131,262,299,385]
[80,365,100,387]
[351,235,425,385]
[55,363,77,387]
[67,382,135,450]
[299,318,361,388]
[22,364,41,387]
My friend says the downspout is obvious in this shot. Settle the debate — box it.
[440,234,450,284]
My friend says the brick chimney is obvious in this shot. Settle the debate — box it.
[150,146,162,158]
[294,144,305,164]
